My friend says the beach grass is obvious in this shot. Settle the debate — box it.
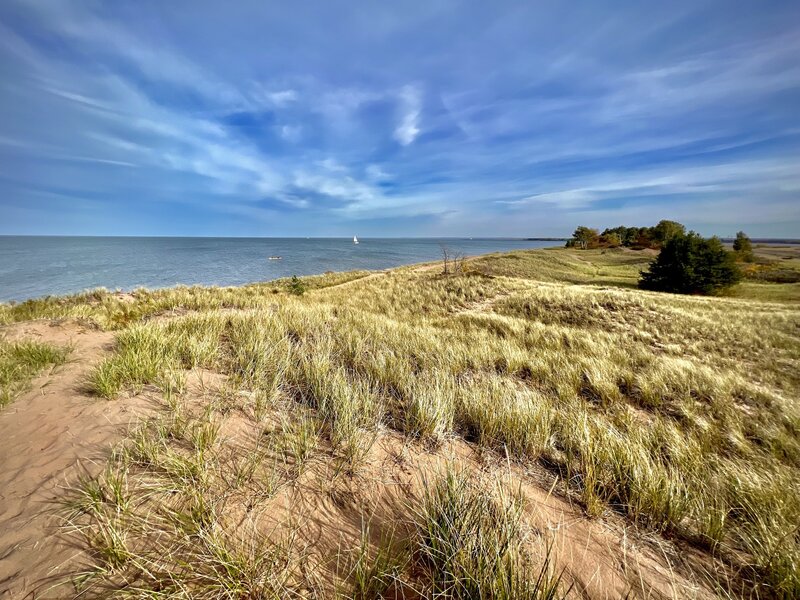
[0,338,70,407]
[412,467,564,599]
[6,246,798,597]
[62,383,568,598]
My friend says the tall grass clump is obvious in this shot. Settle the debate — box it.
[725,468,800,597]
[456,376,553,459]
[413,468,564,599]
[346,523,408,600]
[222,314,290,395]
[88,313,229,398]
[88,324,176,398]
[0,338,70,407]
[404,371,456,443]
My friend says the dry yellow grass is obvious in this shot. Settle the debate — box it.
[4,247,799,598]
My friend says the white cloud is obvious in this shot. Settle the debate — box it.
[19,2,246,108]
[317,158,348,172]
[595,34,800,123]
[393,85,421,146]
[293,170,377,203]
[258,88,298,107]
[3,0,798,237]
[503,190,595,209]
[499,159,800,211]
[366,164,391,181]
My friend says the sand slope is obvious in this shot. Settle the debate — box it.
[0,321,146,598]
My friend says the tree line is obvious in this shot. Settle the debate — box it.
[566,221,754,295]
[566,220,689,250]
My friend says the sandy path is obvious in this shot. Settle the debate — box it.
[0,321,147,599]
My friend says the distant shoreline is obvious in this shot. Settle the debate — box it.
[740,239,800,245]
[525,236,800,245]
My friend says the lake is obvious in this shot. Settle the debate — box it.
[0,237,558,302]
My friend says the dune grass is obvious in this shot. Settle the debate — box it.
[0,338,70,407]
[61,395,318,598]
[0,269,373,330]
[63,370,567,598]
[412,467,564,599]
[469,247,651,287]
[64,366,567,598]
[35,247,800,597]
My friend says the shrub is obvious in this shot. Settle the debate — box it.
[639,232,741,295]
[288,275,306,296]
[599,232,621,248]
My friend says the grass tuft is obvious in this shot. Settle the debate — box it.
[413,468,565,599]
[0,338,70,407]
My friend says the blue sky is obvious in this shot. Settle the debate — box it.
[1,1,799,237]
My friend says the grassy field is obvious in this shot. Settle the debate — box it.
[3,246,799,598]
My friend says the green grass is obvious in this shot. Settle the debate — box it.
[0,338,70,407]
[469,247,652,287]
[727,281,800,303]
[28,246,800,597]
[412,468,564,599]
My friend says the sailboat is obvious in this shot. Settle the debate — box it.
[353,235,359,244]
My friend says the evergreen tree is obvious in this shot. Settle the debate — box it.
[288,275,306,295]
[733,231,754,262]
[639,232,741,295]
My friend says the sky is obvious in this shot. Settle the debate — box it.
[0,1,799,238]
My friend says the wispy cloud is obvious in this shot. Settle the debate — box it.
[394,85,422,146]
[279,124,302,142]
[1,0,798,237]
[256,88,298,107]
[501,160,800,210]
[366,164,391,181]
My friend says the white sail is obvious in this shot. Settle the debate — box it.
[353,236,359,244]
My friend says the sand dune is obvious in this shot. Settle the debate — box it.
[0,319,721,599]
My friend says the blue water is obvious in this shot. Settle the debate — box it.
[0,237,558,302]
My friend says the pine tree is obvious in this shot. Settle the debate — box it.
[733,231,754,262]
[639,233,741,295]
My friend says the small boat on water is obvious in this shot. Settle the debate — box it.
[268,256,282,260]
[353,236,359,244]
